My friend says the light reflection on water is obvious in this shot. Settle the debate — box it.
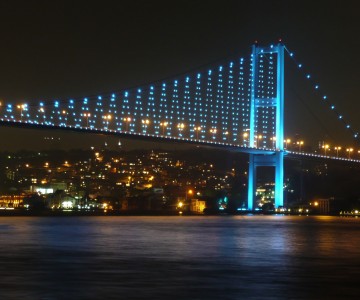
[0,215,360,299]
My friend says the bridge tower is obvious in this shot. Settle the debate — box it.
[247,43,285,210]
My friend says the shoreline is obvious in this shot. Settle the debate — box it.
[0,209,344,217]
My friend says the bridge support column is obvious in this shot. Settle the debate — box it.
[247,43,285,211]
[247,154,256,211]
[247,152,284,210]
[274,151,284,208]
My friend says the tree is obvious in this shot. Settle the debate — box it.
[23,193,46,211]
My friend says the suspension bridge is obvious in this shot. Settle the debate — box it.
[0,42,358,210]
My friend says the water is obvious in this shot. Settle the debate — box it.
[0,215,360,299]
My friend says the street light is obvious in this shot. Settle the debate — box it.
[103,114,112,130]
[160,121,168,135]
[334,146,341,158]
[346,148,353,159]
[284,138,291,149]
[270,136,276,148]
[83,112,91,127]
[296,140,304,152]
[17,104,27,121]
[185,189,193,207]
[255,135,263,148]
[243,132,249,146]
[124,117,132,131]
[210,128,217,139]
[142,119,150,133]
[62,110,68,126]
[39,106,45,123]
[194,126,201,139]
[322,144,329,156]
[177,201,184,209]
[186,189,193,200]
[177,123,185,136]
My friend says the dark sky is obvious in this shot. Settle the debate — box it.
[0,0,359,151]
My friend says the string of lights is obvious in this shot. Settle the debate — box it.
[0,42,358,160]
[0,56,257,146]
[284,44,359,141]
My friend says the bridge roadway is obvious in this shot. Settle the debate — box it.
[2,119,360,164]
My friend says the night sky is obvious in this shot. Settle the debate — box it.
[0,0,358,151]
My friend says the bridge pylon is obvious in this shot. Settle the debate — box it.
[247,43,285,210]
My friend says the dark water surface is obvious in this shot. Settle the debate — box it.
[1,215,360,299]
